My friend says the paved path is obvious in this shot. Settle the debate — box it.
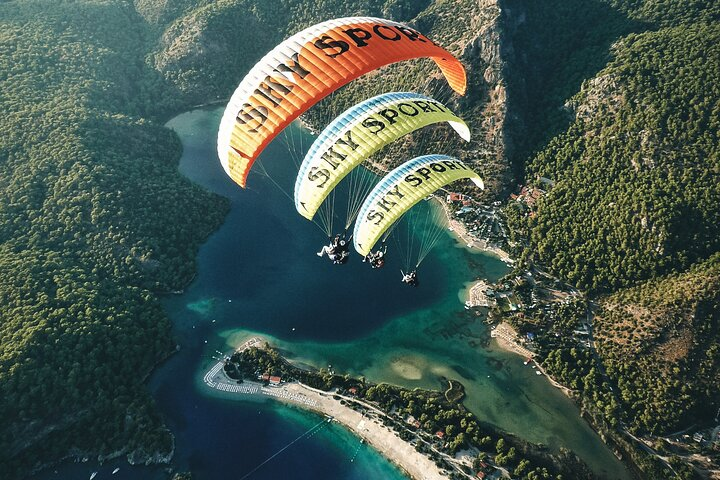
[203,362,319,407]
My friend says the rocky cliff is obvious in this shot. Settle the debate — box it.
[151,0,514,199]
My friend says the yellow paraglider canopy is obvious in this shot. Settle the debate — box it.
[294,92,470,221]
[353,154,483,257]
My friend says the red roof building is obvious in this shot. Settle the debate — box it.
[525,188,544,207]
[348,387,358,395]
[435,431,445,438]
[269,376,281,384]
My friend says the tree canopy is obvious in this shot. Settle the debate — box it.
[0,1,227,476]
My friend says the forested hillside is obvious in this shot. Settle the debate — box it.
[596,254,720,434]
[526,22,720,291]
[150,0,431,102]
[502,0,720,476]
[0,1,227,477]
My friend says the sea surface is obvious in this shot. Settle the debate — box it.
[33,108,630,480]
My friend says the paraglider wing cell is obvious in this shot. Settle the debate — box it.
[217,17,467,188]
[353,154,483,257]
[294,92,471,220]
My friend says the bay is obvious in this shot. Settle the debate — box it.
[32,107,630,480]
[164,107,630,480]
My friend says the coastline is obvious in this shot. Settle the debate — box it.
[438,198,513,310]
[462,279,493,308]
[439,200,581,402]
[202,338,446,480]
[490,323,576,398]
[439,200,513,264]
[437,197,634,477]
[287,383,446,480]
[490,322,535,359]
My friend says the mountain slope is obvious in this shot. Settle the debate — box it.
[596,253,720,434]
[0,1,227,476]
[526,21,720,291]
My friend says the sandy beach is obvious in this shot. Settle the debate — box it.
[286,383,447,480]
[490,324,576,397]
[202,338,446,480]
[490,322,535,359]
[463,279,493,307]
[440,201,512,263]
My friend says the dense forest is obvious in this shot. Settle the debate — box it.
[527,22,719,291]
[506,1,719,291]
[0,1,228,477]
[503,0,720,477]
[596,254,720,435]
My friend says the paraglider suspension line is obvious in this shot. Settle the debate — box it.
[237,418,328,480]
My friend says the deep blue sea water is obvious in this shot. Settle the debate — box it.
[31,108,631,480]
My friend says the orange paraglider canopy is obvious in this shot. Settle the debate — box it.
[217,16,466,187]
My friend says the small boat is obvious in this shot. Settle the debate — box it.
[112,467,120,474]
[90,472,97,480]
[536,371,542,375]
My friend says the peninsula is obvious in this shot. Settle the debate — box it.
[203,337,596,480]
